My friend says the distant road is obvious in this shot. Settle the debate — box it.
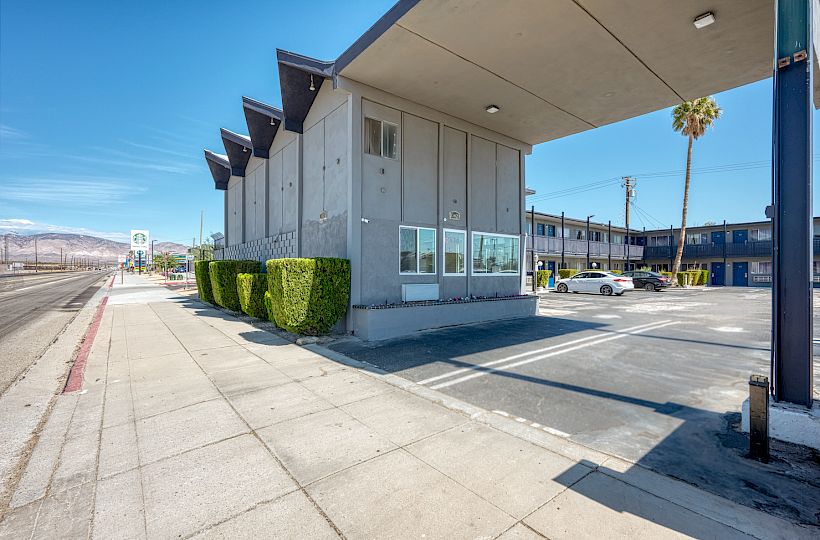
[0,271,110,395]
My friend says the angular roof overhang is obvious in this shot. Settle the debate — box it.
[220,128,252,177]
[242,96,283,159]
[204,150,230,190]
[277,49,334,133]
[335,0,777,145]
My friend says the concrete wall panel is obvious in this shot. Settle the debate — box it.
[469,136,496,232]
[282,140,299,233]
[268,150,283,236]
[496,144,520,234]
[402,113,438,225]
[302,120,325,226]
[443,127,467,227]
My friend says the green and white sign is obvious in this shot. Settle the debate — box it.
[130,229,149,252]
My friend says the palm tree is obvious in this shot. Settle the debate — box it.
[670,97,721,286]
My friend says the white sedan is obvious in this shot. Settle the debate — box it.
[555,271,634,296]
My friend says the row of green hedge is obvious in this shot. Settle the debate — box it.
[194,257,351,336]
[660,269,709,286]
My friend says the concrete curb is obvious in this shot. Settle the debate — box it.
[0,273,112,514]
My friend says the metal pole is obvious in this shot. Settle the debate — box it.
[772,0,813,406]
[199,210,204,249]
[723,219,727,268]
[670,225,674,271]
[608,220,612,270]
[560,212,565,269]
[34,237,38,273]
[531,205,537,292]
[586,216,590,270]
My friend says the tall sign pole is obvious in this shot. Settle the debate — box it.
[772,0,813,406]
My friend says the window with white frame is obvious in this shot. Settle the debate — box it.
[364,117,398,159]
[472,232,520,275]
[751,261,772,274]
[443,229,466,275]
[750,229,772,242]
[400,226,435,274]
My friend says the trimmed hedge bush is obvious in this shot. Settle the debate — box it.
[195,260,215,304]
[558,268,578,279]
[266,257,350,335]
[264,290,275,322]
[662,270,707,286]
[237,273,268,319]
[536,270,552,288]
[209,260,260,311]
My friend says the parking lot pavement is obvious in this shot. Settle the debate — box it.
[329,287,820,526]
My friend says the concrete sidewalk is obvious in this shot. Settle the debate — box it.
[0,274,815,539]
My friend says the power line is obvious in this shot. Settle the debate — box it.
[526,156,820,202]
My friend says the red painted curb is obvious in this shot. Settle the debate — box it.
[63,275,114,394]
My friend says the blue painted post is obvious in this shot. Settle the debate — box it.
[772,0,813,406]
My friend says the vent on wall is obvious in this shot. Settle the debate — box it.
[401,284,439,302]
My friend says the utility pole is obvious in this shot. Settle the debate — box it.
[34,237,38,273]
[623,177,634,271]
[60,248,63,271]
[199,210,204,249]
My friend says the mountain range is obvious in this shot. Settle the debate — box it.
[1,233,189,263]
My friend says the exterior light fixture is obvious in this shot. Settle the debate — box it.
[693,12,715,29]
[242,147,248,153]
[485,104,500,114]
[270,118,275,126]
[309,75,316,91]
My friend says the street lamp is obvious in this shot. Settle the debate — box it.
[150,240,157,274]
[586,215,595,269]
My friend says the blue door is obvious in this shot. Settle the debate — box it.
[711,231,725,244]
[547,261,556,288]
[733,262,748,287]
[712,262,725,286]
[733,230,748,243]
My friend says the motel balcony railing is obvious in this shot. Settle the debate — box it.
[643,240,774,260]
[526,236,644,260]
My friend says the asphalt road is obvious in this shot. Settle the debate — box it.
[330,287,820,525]
[0,271,110,395]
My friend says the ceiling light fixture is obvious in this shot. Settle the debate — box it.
[309,75,316,91]
[242,147,248,153]
[485,104,500,114]
[693,12,715,29]
[270,118,275,126]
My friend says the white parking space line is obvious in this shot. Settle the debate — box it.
[490,410,570,438]
[417,320,673,387]
[429,320,681,390]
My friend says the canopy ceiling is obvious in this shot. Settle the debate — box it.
[336,0,776,145]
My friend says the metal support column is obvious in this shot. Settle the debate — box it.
[669,225,674,271]
[608,221,612,270]
[560,212,565,269]
[772,0,813,406]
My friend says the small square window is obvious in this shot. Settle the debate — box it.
[365,117,381,156]
[364,117,399,159]
[383,122,398,159]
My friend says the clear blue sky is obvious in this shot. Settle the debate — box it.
[1,0,818,244]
